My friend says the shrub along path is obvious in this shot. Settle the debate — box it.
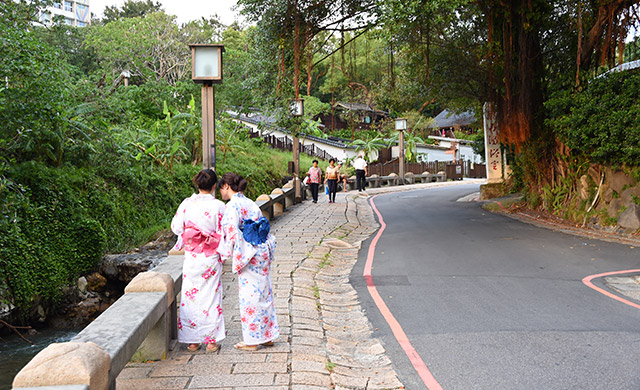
[116,188,404,389]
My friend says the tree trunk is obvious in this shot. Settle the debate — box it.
[306,37,313,95]
[576,0,583,87]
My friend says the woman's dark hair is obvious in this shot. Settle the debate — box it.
[329,158,336,163]
[193,169,218,191]
[312,159,318,164]
[218,172,248,193]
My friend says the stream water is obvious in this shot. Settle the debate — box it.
[0,328,79,389]
[0,232,176,389]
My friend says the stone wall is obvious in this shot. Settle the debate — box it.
[578,167,640,231]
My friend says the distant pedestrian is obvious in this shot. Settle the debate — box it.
[338,161,352,192]
[353,153,368,192]
[325,158,339,203]
[218,173,279,351]
[306,160,322,203]
[171,169,225,353]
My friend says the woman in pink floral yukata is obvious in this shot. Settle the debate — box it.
[171,169,226,353]
[217,172,279,351]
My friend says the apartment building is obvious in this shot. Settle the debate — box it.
[39,0,91,27]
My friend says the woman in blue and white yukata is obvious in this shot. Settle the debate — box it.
[217,172,279,351]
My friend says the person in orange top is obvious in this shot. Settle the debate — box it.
[325,158,339,203]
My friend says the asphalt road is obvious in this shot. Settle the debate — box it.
[351,183,640,390]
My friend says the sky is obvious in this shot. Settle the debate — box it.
[90,0,244,26]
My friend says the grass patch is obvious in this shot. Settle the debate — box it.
[318,252,332,269]
[325,361,336,372]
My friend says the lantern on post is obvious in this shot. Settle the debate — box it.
[189,44,225,169]
[290,98,304,117]
[290,98,304,201]
[395,118,407,183]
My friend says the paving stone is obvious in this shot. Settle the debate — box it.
[291,344,327,354]
[191,353,267,364]
[116,377,189,390]
[118,366,152,379]
[154,353,193,365]
[292,328,324,338]
[291,385,329,390]
[291,359,329,373]
[291,371,332,387]
[114,195,406,389]
[291,336,324,347]
[274,373,290,385]
[233,362,288,374]
[290,353,326,363]
[331,372,369,389]
[356,341,386,355]
[366,372,405,389]
[188,374,275,388]
[266,353,288,363]
[151,363,233,377]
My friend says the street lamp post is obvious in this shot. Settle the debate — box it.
[290,98,304,201]
[121,70,130,87]
[395,118,407,184]
[189,44,225,170]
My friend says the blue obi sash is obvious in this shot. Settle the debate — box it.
[240,217,270,246]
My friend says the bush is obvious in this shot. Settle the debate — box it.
[0,161,195,319]
[546,71,640,165]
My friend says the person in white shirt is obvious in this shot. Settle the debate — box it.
[352,154,368,192]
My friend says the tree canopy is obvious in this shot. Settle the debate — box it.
[102,0,163,23]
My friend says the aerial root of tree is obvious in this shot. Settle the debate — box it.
[0,319,34,344]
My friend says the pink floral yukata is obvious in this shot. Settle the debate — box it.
[219,193,279,345]
[171,193,226,345]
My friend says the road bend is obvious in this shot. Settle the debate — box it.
[352,183,640,390]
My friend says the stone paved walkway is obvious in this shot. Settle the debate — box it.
[115,187,405,390]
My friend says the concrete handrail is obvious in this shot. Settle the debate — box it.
[13,268,179,390]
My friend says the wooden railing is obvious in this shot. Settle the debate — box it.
[368,158,486,179]
[253,131,336,162]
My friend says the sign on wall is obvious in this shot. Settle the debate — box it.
[483,102,503,183]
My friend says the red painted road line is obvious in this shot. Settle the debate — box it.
[582,269,640,310]
[365,195,443,390]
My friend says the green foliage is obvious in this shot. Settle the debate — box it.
[129,98,201,169]
[0,5,74,167]
[102,0,163,23]
[471,130,485,162]
[301,95,331,118]
[349,135,387,162]
[388,131,426,163]
[0,161,196,318]
[215,130,311,199]
[216,115,249,165]
[85,11,188,84]
[546,71,640,165]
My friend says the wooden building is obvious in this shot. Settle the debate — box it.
[316,102,389,131]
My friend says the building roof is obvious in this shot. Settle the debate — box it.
[226,111,354,149]
[432,109,476,129]
[599,59,640,78]
[334,102,388,115]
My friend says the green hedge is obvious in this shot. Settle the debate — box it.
[0,161,195,318]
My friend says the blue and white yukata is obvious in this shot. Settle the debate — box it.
[219,193,279,345]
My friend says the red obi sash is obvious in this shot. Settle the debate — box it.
[182,221,221,257]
